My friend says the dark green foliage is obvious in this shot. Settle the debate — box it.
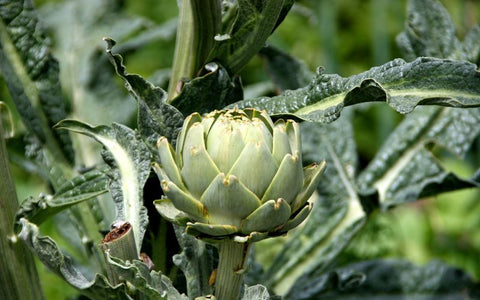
[286,259,479,300]
[0,0,74,163]
[0,0,479,299]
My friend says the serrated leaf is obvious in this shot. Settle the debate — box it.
[15,166,110,230]
[104,39,184,152]
[172,225,216,298]
[170,62,243,115]
[357,107,480,209]
[55,120,150,252]
[0,0,74,164]
[17,219,132,300]
[264,112,368,295]
[396,0,458,60]
[230,57,480,123]
[105,253,188,300]
[286,259,480,300]
[210,0,293,74]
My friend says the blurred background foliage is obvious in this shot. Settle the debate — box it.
[1,0,479,298]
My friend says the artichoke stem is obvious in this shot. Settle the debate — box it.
[215,240,251,300]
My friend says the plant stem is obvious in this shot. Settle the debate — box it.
[215,240,250,300]
[167,0,221,101]
[100,222,139,286]
[0,111,45,300]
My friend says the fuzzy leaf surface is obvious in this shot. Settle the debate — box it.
[230,58,480,123]
[264,112,368,295]
[396,0,479,64]
[105,253,188,300]
[170,62,243,115]
[0,0,74,163]
[242,284,275,300]
[286,259,480,300]
[18,219,132,300]
[210,0,293,73]
[357,0,480,209]
[172,225,216,298]
[38,0,176,127]
[358,106,480,209]
[104,39,184,152]
[55,120,150,252]
[396,0,458,60]
[15,166,110,230]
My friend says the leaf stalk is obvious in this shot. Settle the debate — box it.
[167,0,221,101]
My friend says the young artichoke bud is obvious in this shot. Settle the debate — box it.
[154,108,325,242]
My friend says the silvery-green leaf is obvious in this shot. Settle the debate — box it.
[230,58,480,123]
[17,219,131,300]
[286,259,479,300]
[210,0,293,74]
[357,106,480,209]
[460,25,480,64]
[15,166,110,231]
[104,253,188,300]
[396,0,479,64]
[241,284,274,300]
[0,0,74,164]
[170,62,243,115]
[263,112,368,295]
[396,0,458,61]
[172,225,216,298]
[38,0,177,128]
[104,39,184,153]
[55,120,150,252]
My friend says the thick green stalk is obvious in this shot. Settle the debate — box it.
[215,240,250,300]
[0,111,45,300]
[167,0,221,101]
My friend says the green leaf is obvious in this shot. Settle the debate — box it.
[105,253,188,300]
[172,225,216,298]
[0,0,74,164]
[396,0,479,64]
[286,259,480,300]
[104,39,184,152]
[263,112,368,295]
[15,166,110,231]
[357,106,480,209]
[17,219,132,300]
[38,0,177,128]
[396,0,458,60]
[55,120,150,252]
[242,284,276,300]
[460,25,480,64]
[230,57,480,123]
[170,62,243,115]
[210,0,292,74]
[259,45,313,92]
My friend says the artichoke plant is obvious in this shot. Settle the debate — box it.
[154,108,325,242]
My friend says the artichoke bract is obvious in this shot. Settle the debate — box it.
[154,108,325,242]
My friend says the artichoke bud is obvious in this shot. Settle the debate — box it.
[155,108,326,242]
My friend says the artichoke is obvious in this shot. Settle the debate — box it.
[154,108,325,242]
